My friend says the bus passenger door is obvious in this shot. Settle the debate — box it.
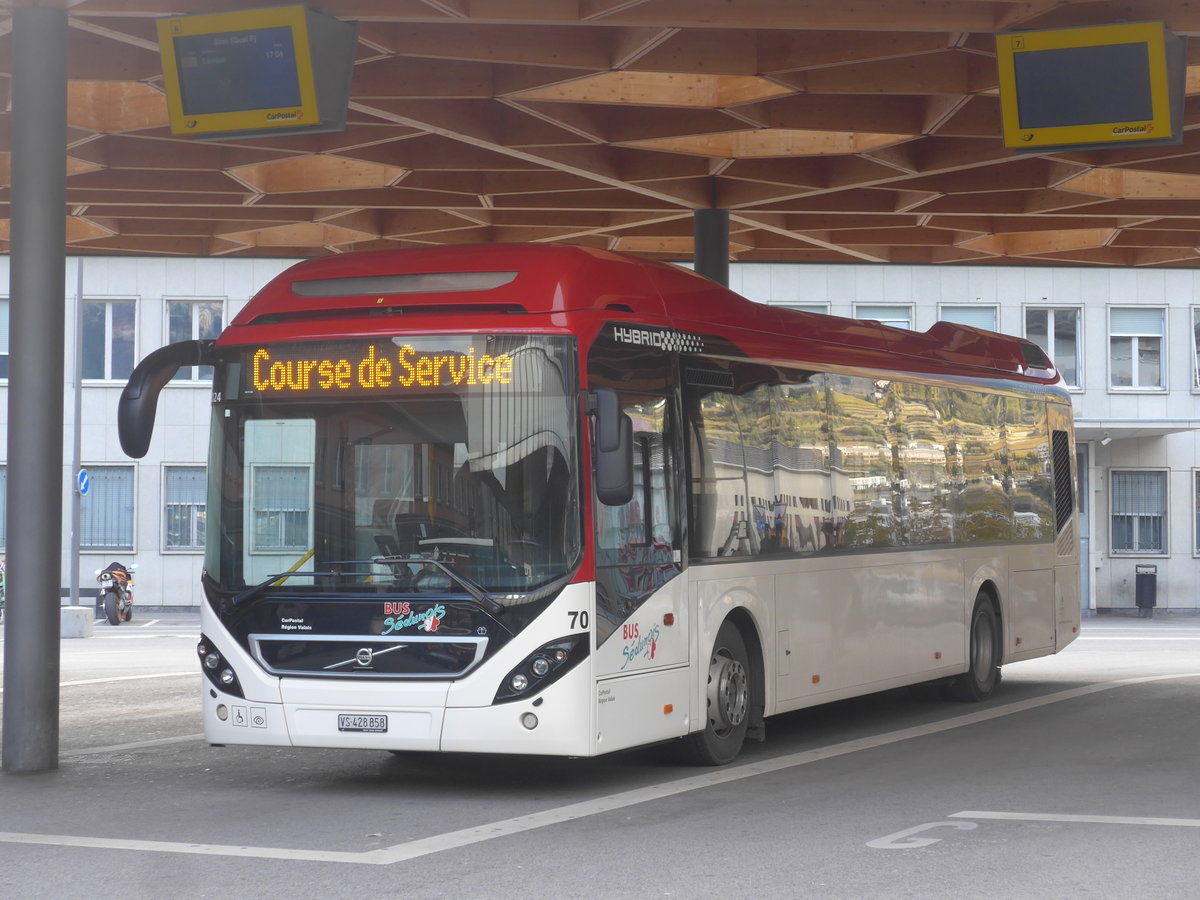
[1049,404,1082,649]
[592,396,688,677]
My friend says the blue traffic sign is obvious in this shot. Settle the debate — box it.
[77,469,89,496]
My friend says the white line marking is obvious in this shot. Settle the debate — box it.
[951,811,1200,828]
[0,672,196,694]
[1077,636,1200,641]
[0,672,1196,865]
[90,633,195,640]
[60,734,206,759]
[0,831,367,864]
[867,820,977,849]
[60,672,197,688]
[138,619,160,627]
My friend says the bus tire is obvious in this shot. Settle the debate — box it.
[947,594,1000,702]
[677,621,751,766]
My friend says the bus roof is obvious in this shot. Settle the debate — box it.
[229,243,1058,385]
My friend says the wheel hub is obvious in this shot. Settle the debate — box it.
[708,651,748,734]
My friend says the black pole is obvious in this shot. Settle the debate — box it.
[693,207,730,287]
[3,6,68,773]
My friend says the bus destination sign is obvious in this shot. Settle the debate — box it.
[245,342,514,396]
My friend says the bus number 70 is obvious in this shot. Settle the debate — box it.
[568,610,589,630]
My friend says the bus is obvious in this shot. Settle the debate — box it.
[119,244,1080,765]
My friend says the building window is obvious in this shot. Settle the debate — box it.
[251,465,310,552]
[1109,307,1165,390]
[0,299,9,379]
[854,304,912,329]
[940,305,997,332]
[1195,470,1200,556]
[82,299,136,381]
[165,466,206,550]
[1026,306,1081,389]
[1111,470,1166,553]
[1192,308,1200,390]
[167,299,223,381]
[780,303,830,315]
[80,466,135,551]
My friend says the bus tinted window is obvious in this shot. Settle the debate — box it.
[688,367,1056,558]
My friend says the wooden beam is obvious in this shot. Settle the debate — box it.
[1058,168,1200,200]
[757,30,950,74]
[375,23,614,69]
[797,50,981,96]
[959,227,1116,256]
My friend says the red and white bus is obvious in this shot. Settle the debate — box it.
[120,244,1079,765]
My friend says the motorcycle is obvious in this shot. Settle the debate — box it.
[96,561,136,626]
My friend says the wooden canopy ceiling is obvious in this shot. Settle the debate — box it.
[4,0,1200,266]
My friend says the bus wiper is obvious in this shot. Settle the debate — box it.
[229,558,506,616]
[229,565,369,607]
[231,572,301,608]
[374,555,506,616]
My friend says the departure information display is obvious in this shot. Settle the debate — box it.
[174,26,302,116]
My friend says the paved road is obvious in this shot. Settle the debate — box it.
[1,614,1198,899]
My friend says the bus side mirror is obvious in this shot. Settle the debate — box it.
[118,340,217,459]
[587,389,634,506]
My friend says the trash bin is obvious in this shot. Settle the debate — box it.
[1135,564,1157,618]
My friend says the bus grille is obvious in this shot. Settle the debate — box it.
[249,633,487,679]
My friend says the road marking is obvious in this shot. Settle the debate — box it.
[1078,636,1200,641]
[0,831,368,864]
[0,671,1196,865]
[60,672,197,688]
[0,671,196,694]
[138,619,160,627]
[90,633,195,640]
[951,811,1200,828]
[60,734,206,759]
[867,821,977,849]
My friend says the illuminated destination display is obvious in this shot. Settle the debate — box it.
[245,343,515,396]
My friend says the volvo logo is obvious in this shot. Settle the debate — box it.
[322,643,406,672]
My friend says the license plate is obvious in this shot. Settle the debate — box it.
[337,713,388,733]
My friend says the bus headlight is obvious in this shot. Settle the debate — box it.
[197,634,244,699]
[494,634,588,704]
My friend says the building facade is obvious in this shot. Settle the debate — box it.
[1,256,1198,613]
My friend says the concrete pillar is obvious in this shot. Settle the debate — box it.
[693,208,730,287]
[2,6,68,774]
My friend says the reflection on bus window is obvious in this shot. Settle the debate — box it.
[594,396,678,643]
[687,365,1059,559]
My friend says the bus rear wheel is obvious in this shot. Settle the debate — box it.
[948,594,1000,702]
[677,621,750,766]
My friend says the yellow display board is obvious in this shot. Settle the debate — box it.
[157,5,356,140]
[996,22,1184,152]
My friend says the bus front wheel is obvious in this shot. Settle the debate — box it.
[948,594,1001,702]
[678,621,750,766]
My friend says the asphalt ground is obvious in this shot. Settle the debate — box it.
[0,612,1198,900]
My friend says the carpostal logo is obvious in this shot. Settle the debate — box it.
[612,325,705,354]
[1113,123,1153,136]
[266,110,302,122]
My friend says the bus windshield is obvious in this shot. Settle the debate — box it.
[205,334,581,601]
